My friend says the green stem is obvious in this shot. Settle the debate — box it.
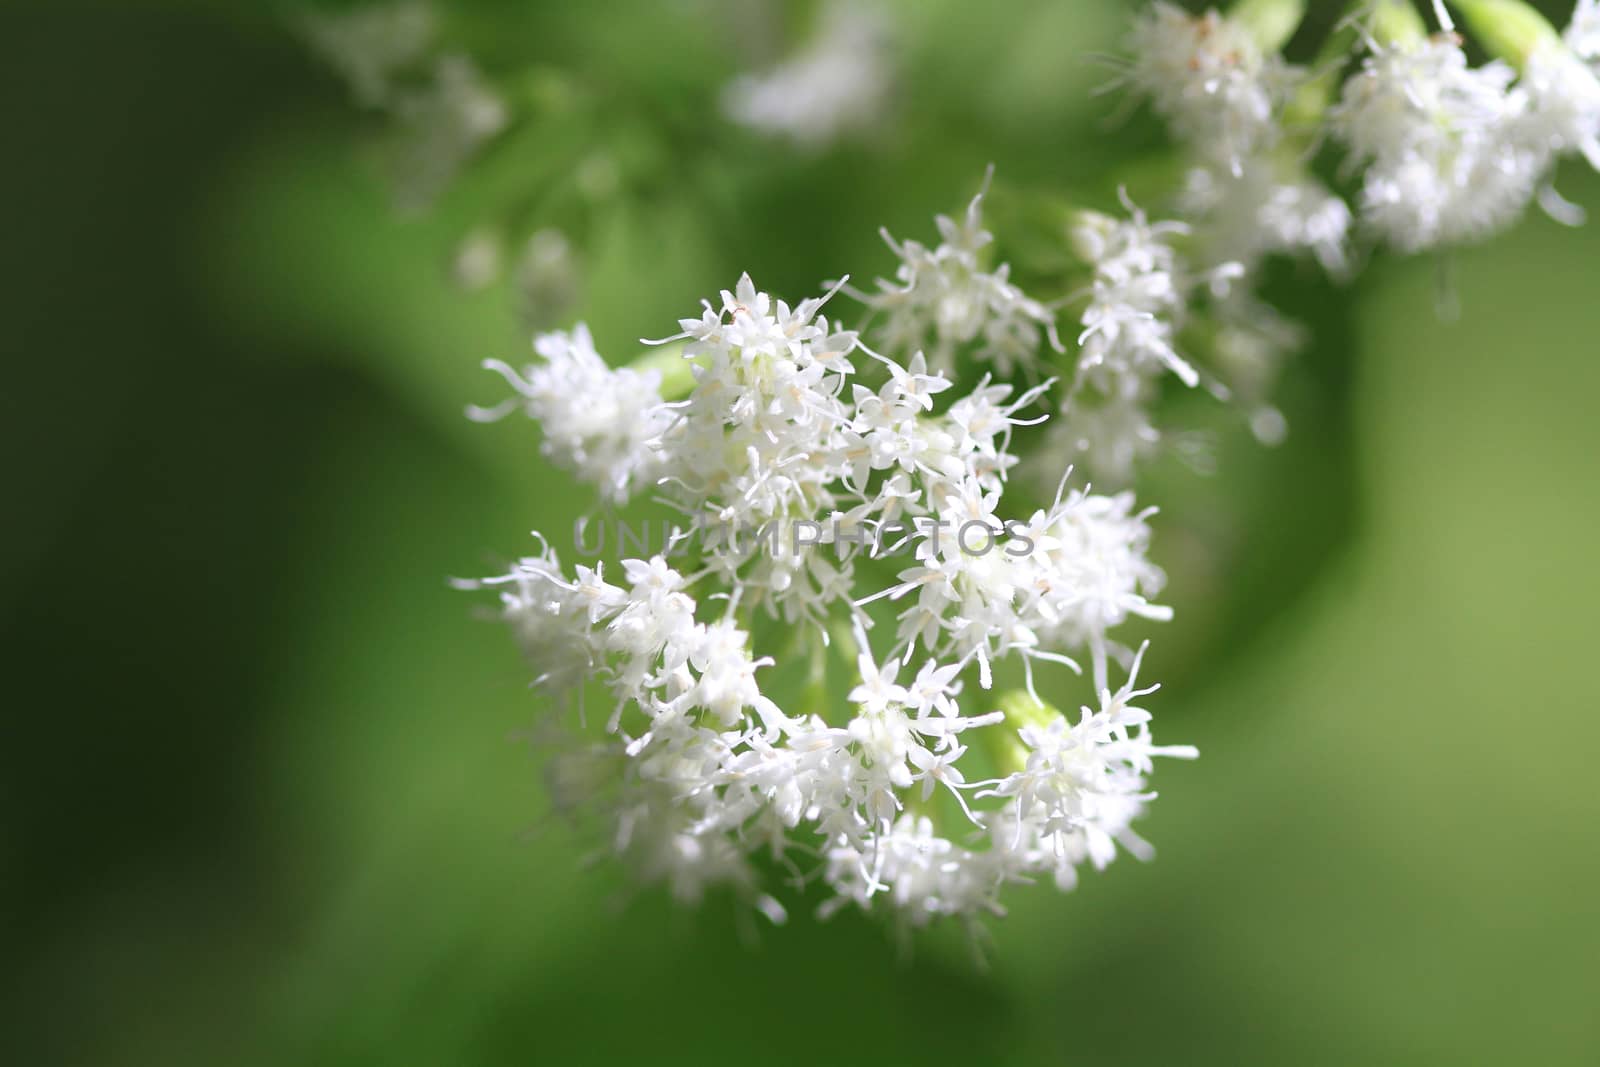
[802,626,830,720]
[1450,0,1560,68]
[1283,10,1363,130]
[1229,0,1308,53]
[1371,0,1429,47]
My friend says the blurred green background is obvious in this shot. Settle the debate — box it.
[5,1,1598,1064]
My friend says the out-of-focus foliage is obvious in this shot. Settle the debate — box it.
[4,1,1598,1065]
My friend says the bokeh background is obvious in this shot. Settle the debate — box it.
[6,1,1598,1064]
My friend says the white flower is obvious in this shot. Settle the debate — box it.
[1057,195,1246,484]
[1124,3,1301,175]
[1017,488,1171,689]
[470,323,670,504]
[906,741,971,803]
[980,644,1197,873]
[1521,35,1600,175]
[606,557,695,660]
[1332,36,1542,252]
[722,0,892,149]
[819,814,1003,927]
[861,476,1028,684]
[650,273,861,621]
[686,618,787,732]
[905,659,965,720]
[865,177,1063,377]
[1181,160,1352,277]
[455,542,611,695]
[848,638,911,717]
[1071,201,1201,389]
[1110,4,1333,459]
[613,790,778,917]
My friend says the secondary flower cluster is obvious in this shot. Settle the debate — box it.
[1060,197,1229,484]
[1335,7,1600,249]
[722,0,894,148]
[1078,0,1600,477]
[465,275,1195,928]
[468,324,670,504]
[1131,0,1600,256]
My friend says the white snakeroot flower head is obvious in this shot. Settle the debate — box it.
[819,814,1004,927]
[1109,3,1330,454]
[648,273,862,621]
[870,475,1036,688]
[722,0,892,149]
[979,644,1197,885]
[1332,36,1542,252]
[1123,2,1300,175]
[1525,43,1600,165]
[1022,491,1172,673]
[1071,198,1203,390]
[469,323,670,504]
[467,270,1194,932]
[863,471,1169,696]
[1181,159,1353,277]
[456,540,602,694]
[1058,194,1246,485]
[1518,24,1600,213]
[864,175,1063,378]
[1049,192,1260,489]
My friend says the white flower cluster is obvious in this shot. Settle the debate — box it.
[1330,4,1600,252]
[1335,36,1537,251]
[722,0,893,149]
[1179,161,1353,279]
[1055,200,1203,485]
[464,275,1195,929]
[1125,3,1351,271]
[468,324,670,504]
[1124,0,1600,258]
[1096,0,1600,475]
[648,275,867,623]
[862,179,1064,378]
[1125,2,1303,178]
[1054,190,1290,484]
